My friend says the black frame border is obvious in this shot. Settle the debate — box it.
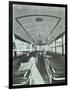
[9,1,67,89]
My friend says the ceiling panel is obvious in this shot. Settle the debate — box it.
[13,5,65,44]
[16,15,60,44]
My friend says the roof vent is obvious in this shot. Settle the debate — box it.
[35,17,43,22]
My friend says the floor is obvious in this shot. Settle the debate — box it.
[36,55,49,84]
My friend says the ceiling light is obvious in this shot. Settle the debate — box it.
[35,17,43,22]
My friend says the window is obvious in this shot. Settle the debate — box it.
[56,38,62,46]
[15,39,31,51]
[46,33,65,55]
[56,46,62,54]
[50,41,55,52]
[55,37,62,54]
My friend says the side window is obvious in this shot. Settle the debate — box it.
[56,37,62,54]
[44,33,65,55]
[56,46,62,54]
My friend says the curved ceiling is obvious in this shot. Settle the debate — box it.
[13,5,65,44]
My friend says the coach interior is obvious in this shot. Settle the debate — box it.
[12,4,65,86]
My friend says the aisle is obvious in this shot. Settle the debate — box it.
[36,55,49,84]
[29,57,45,85]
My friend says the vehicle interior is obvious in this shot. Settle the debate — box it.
[12,4,65,86]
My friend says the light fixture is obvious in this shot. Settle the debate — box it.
[35,17,43,22]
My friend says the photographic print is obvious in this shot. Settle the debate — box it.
[9,1,67,88]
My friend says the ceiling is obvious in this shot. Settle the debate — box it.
[13,4,65,44]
